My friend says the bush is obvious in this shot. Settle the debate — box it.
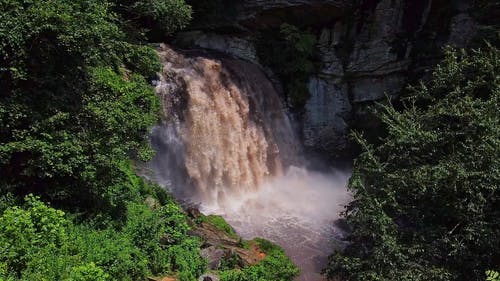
[487,271,500,281]
[0,0,161,219]
[165,238,206,281]
[0,195,207,281]
[113,0,192,36]
[219,239,299,281]
[0,195,68,276]
[198,215,237,239]
[123,44,163,78]
[124,200,205,276]
[69,225,149,281]
[325,46,500,281]
[0,1,206,280]
[67,263,110,281]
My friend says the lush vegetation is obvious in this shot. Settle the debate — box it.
[219,238,299,281]
[0,1,302,280]
[0,0,191,218]
[487,271,500,281]
[197,214,238,239]
[0,193,205,281]
[257,23,316,110]
[325,46,500,281]
[0,0,206,280]
[5,0,498,281]
[113,0,192,39]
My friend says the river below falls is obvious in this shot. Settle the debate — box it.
[197,166,351,281]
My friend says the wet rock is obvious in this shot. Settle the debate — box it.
[237,0,351,28]
[192,218,267,267]
[198,274,219,281]
[200,246,226,270]
[175,32,258,63]
[192,220,240,247]
[186,206,202,219]
[350,74,406,102]
[448,13,478,48]
[303,77,350,153]
[178,0,483,157]
[346,0,410,74]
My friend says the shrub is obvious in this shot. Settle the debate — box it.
[325,46,500,281]
[219,239,299,281]
[0,0,161,219]
[0,195,68,276]
[113,0,192,35]
[487,271,500,281]
[198,215,237,239]
[67,263,110,281]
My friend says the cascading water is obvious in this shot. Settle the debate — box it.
[149,44,351,281]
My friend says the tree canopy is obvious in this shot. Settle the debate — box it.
[0,0,206,279]
[0,0,192,216]
[0,1,299,280]
[326,46,500,281]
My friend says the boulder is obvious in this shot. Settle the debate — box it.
[198,274,220,281]
[200,246,226,270]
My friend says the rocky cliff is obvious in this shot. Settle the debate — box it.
[177,0,497,157]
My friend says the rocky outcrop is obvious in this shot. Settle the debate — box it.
[188,0,354,31]
[179,0,492,157]
[302,0,487,156]
[174,31,258,63]
[236,0,351,29]
[304,0,424,154]
[187,209,267,270]
[198,274,220,281]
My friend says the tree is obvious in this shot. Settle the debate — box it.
[325,46,500,281]
[0,0,163,217]
[112,0,192,38]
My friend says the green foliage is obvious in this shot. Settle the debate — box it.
[219,252,243,270]
[257,23,316,109]
[326,46,500,281]
[124,200,206,276]
[198,215,237,239]
[123,44,163,78]
[0,0,205,280]
[0,195,206,281]
[219,239,299,281]
[67,263,110,281]
[165,238,206,281]
[487,271,500,281]
[0,194,16,215]
[252,238,276,254]
[69,225,149,280]
[113,0,192,36]
[0,0,161,218]
[0,195,67,276]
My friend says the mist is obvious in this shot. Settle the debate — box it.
[200,166,351,281]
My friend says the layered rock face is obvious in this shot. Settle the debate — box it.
[179,0,492,157]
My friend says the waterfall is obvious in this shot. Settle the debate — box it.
[150,44,300,202]
[149,44,350,281]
